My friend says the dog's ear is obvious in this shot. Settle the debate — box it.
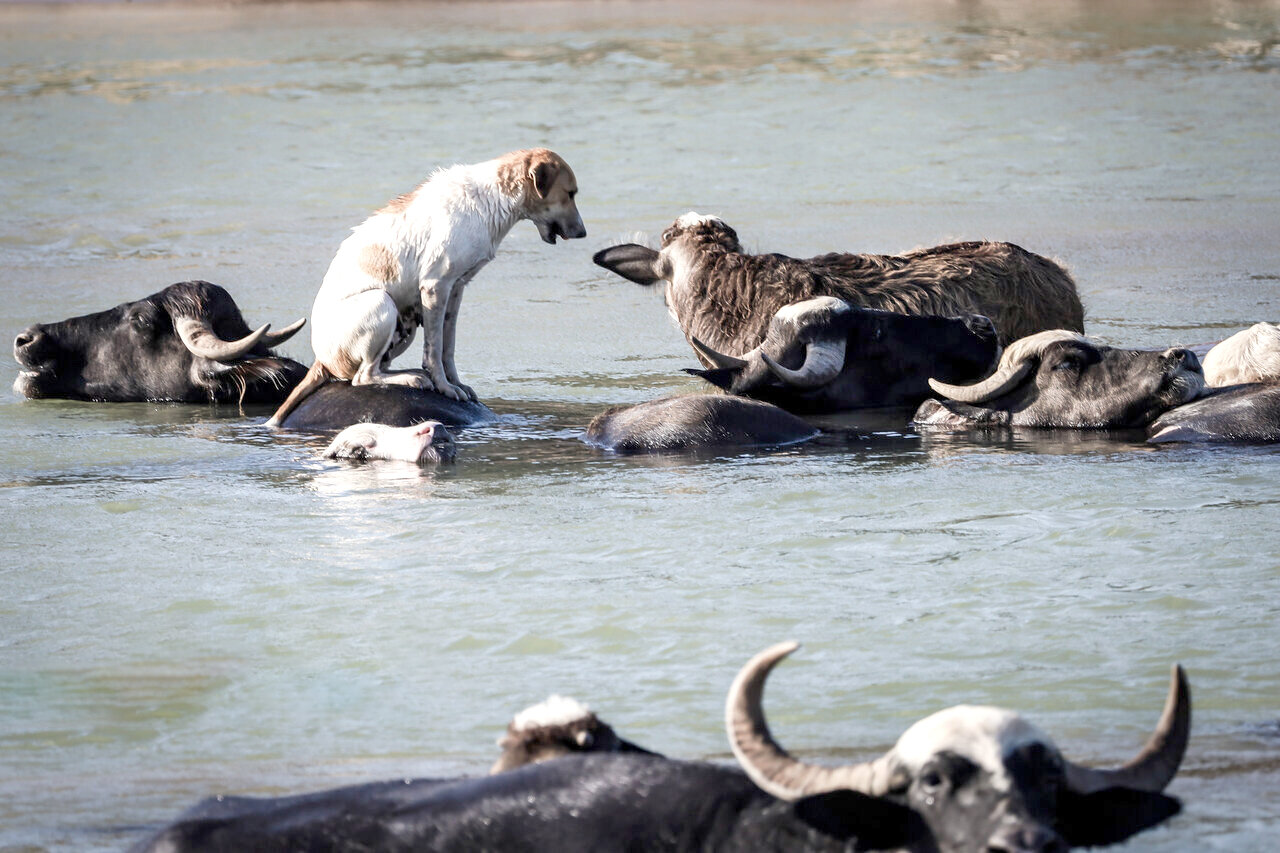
[593,244,665,285]
[530,159,559,199]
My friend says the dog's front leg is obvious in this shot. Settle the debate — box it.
[441,264,484,402]
[420,278,468,401]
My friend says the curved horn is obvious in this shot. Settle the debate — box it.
[262,317,306,348]
[1064,664,1191,795]
[690,335,748,370]
[726,642,900,801]
[927,359,1033,404]
[175,317,270,363]
[760,339,846,389]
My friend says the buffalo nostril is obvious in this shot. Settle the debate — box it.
[14,328,42,352]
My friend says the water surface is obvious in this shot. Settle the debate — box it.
[1,1,1279,849]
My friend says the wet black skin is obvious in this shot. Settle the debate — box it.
[12,281,306,404]
[689,309,1001,414]
[914,340,1204,429]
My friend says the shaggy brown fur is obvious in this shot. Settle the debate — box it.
[661,217,1083,356]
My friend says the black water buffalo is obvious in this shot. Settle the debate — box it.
[490,694,659,774]
[585,394,818,453]
[280,382,495,431]
[683,296,1000,413]
[913,331,1205,429]
[593,213,1082,362]
[11,281,496,431]
[1148,382,1280,443]
[12,281,307,404]
[136,643,1188,853]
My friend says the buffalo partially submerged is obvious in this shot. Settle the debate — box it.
[12,281,306,404]
[324,420,458,464]
[593,214,1082,363]
[586,394,818,453]
[685,296,1001,413]
[913,331,1205,429]
[280,382,495,431]
[137,643,1189,852]
[1148,382,1280,443]
[491,694,658,774]
[1201,322,1280,387]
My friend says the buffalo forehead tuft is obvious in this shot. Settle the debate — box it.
[892,705,1057,793]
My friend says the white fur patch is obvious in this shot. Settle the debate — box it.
[1203,322,1280,386]
[674,211,725,230]
[892,705,1057,792]
[510,695,593,732]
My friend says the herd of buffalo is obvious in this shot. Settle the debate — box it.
[13,207,1279,850]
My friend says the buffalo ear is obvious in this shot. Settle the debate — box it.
[593,244,665,286]
[792,790,930,849]
[1056,788,1181,847]
[911,398,1010,427]
[683,367,735,390]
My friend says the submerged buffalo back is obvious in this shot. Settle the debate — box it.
[280,383,496,432]
[586,394,818,453]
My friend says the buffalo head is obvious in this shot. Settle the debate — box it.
[13,281,306,404]
[728,642,1189,852]
[685,296,1000,412]
[913,331,1205,429]
[490,694,658,774]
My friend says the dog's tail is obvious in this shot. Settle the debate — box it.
[266,360,331,428]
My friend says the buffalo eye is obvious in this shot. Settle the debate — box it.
[130,311,155,335]
[1052,356,1080,372]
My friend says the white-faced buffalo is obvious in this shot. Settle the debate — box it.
[324,420,458,464]
[12,281,307,404]
[136,643,1188,853]
[593,214,1082,364]
[490,694,659,774]
[1148,382,1280,443]
[586,394,818,453]
[684,296,1000,413]
[913,331,1206,429]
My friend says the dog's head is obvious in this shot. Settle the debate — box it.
[504,148,586,245]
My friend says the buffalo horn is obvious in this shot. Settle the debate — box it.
[1063,664,1191,795]
[760,339,846,389]
[690,335,748,371]
[262,317,306,348]
[927,359,1033,404]
[175,317,270,363]
[726,642,899,801]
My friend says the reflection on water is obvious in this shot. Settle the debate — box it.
[2,0,1280,850]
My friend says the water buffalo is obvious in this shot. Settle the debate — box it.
[281,382,495,432]
[913,331,1205,429]
[683,296,1001,413]
[324,420,458,464]
[12,281,307,404]
[1147,382,1280,443]
[585,394,819,453]
[593,213,1082,365]
[490,694,658,774]
[136,643,1188,852]
[1201,322,1280,386]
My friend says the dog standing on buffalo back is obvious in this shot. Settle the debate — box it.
[267,148,585,426]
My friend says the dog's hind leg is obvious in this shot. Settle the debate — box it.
[319,290,428,390]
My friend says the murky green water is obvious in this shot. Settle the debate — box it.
[2,1,1279,849]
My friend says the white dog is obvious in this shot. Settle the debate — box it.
[268,148,585,426]
[1202,322,1280,386]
